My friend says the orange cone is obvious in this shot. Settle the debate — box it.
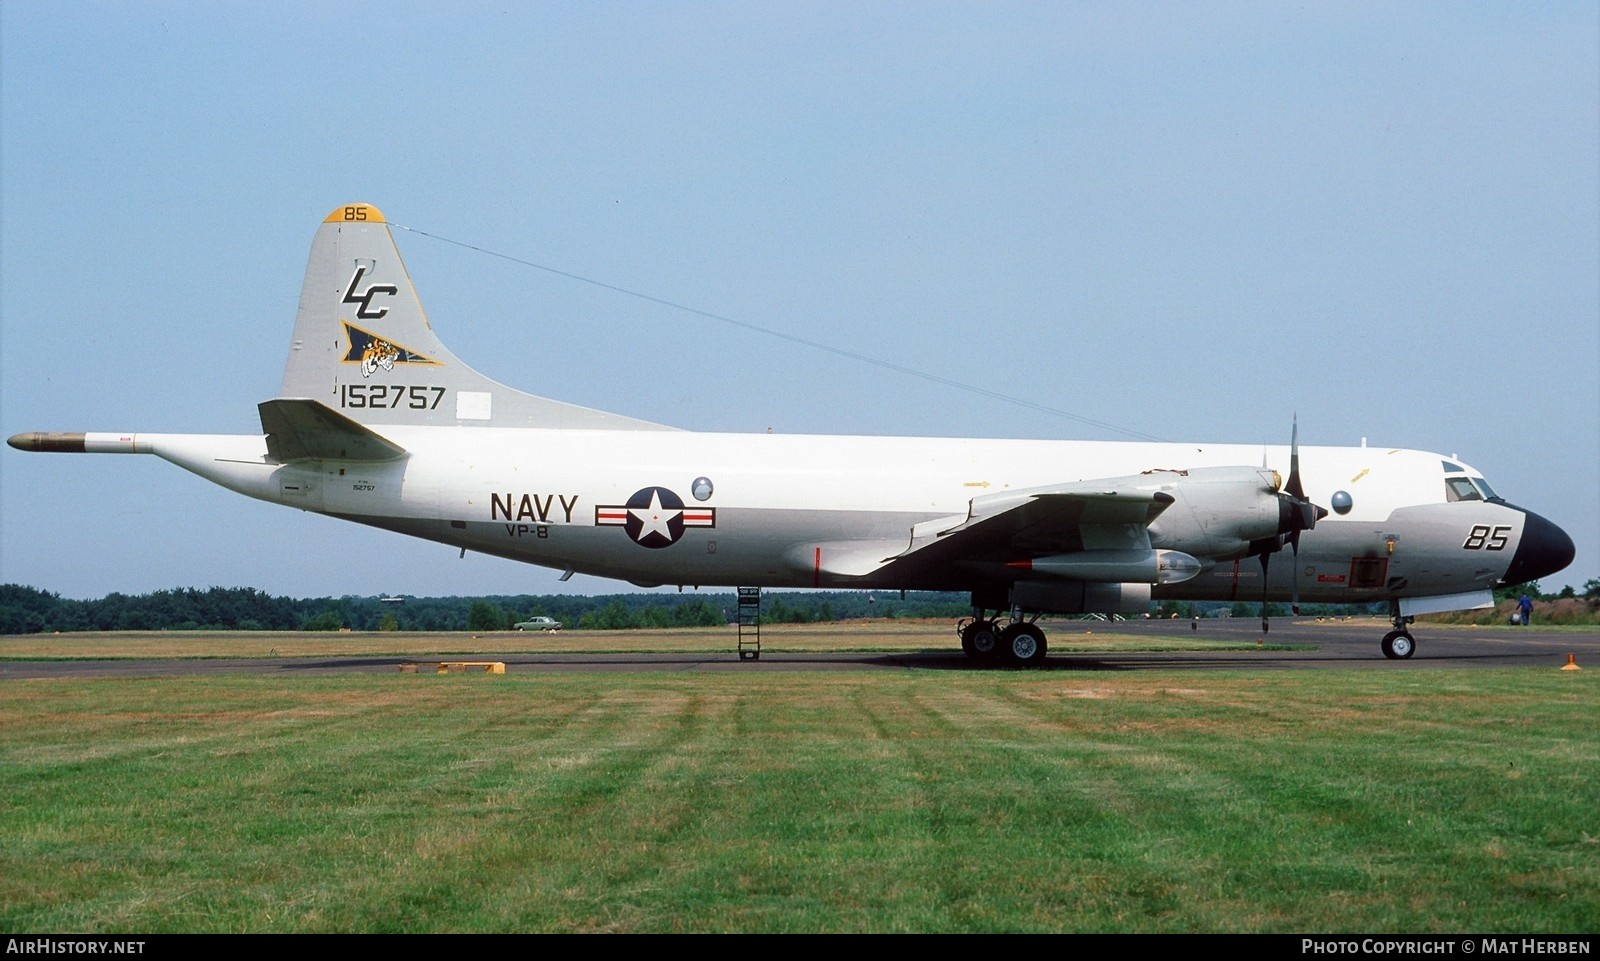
[1561,654,1581,671]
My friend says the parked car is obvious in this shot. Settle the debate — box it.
[513,616,562,631]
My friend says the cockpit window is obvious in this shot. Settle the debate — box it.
[1445,477,1483,502]
[1472,477,1499,500]
[1442,461,1466,473]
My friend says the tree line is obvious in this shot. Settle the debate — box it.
[5,579,1591,635]
[0,584,972,635]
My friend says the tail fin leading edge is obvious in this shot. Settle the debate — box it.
[278,203,671,432]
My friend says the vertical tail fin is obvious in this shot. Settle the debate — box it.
[278,203,671,431]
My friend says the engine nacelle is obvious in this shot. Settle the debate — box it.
[1012,580,1153,615]
[1145,466,1288,560]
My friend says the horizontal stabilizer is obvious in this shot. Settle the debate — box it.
[258,399,407,462]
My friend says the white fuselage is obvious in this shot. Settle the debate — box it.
[117,426,1526,605]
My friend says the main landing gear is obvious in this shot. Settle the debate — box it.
[1382,606,1416,660]
[958,614,1048,667]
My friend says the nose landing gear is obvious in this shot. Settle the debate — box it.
[1382,606,1416,659]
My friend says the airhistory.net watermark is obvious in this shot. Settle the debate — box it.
[5,942,145,955]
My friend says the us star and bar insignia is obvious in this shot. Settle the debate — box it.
[596,486,715,548]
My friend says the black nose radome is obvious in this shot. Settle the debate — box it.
[1501,508,1576,585]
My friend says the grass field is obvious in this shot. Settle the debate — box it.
[2,628,1596,933]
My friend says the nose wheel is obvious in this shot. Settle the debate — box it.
[1381,629,1415,660]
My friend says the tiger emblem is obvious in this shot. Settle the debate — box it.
[360,338,401,377]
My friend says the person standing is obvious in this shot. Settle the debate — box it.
[1518,593,1533,626]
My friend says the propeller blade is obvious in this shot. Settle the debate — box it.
[1278,416,1325,537]
[1287,416,1306,501]
[1259,551,1271,633]
[1290,531,1301,615]
[1259,419,1324,629]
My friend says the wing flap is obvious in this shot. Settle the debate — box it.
[788,541,911,578]
[258,398,407,462]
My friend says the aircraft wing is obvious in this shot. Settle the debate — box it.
[873,478,1178,577]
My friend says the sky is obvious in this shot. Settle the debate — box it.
[2,2,1596,600]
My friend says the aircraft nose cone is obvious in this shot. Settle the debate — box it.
[1502,508,1576,585]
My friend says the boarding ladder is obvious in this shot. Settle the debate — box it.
[737,587,761,660]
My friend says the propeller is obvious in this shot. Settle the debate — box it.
[1252,418,1329,631]
[1281,418,1330,613]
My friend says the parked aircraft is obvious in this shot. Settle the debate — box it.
[8,204,1576,663]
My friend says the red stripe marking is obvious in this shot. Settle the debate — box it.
[814,547,822,588]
